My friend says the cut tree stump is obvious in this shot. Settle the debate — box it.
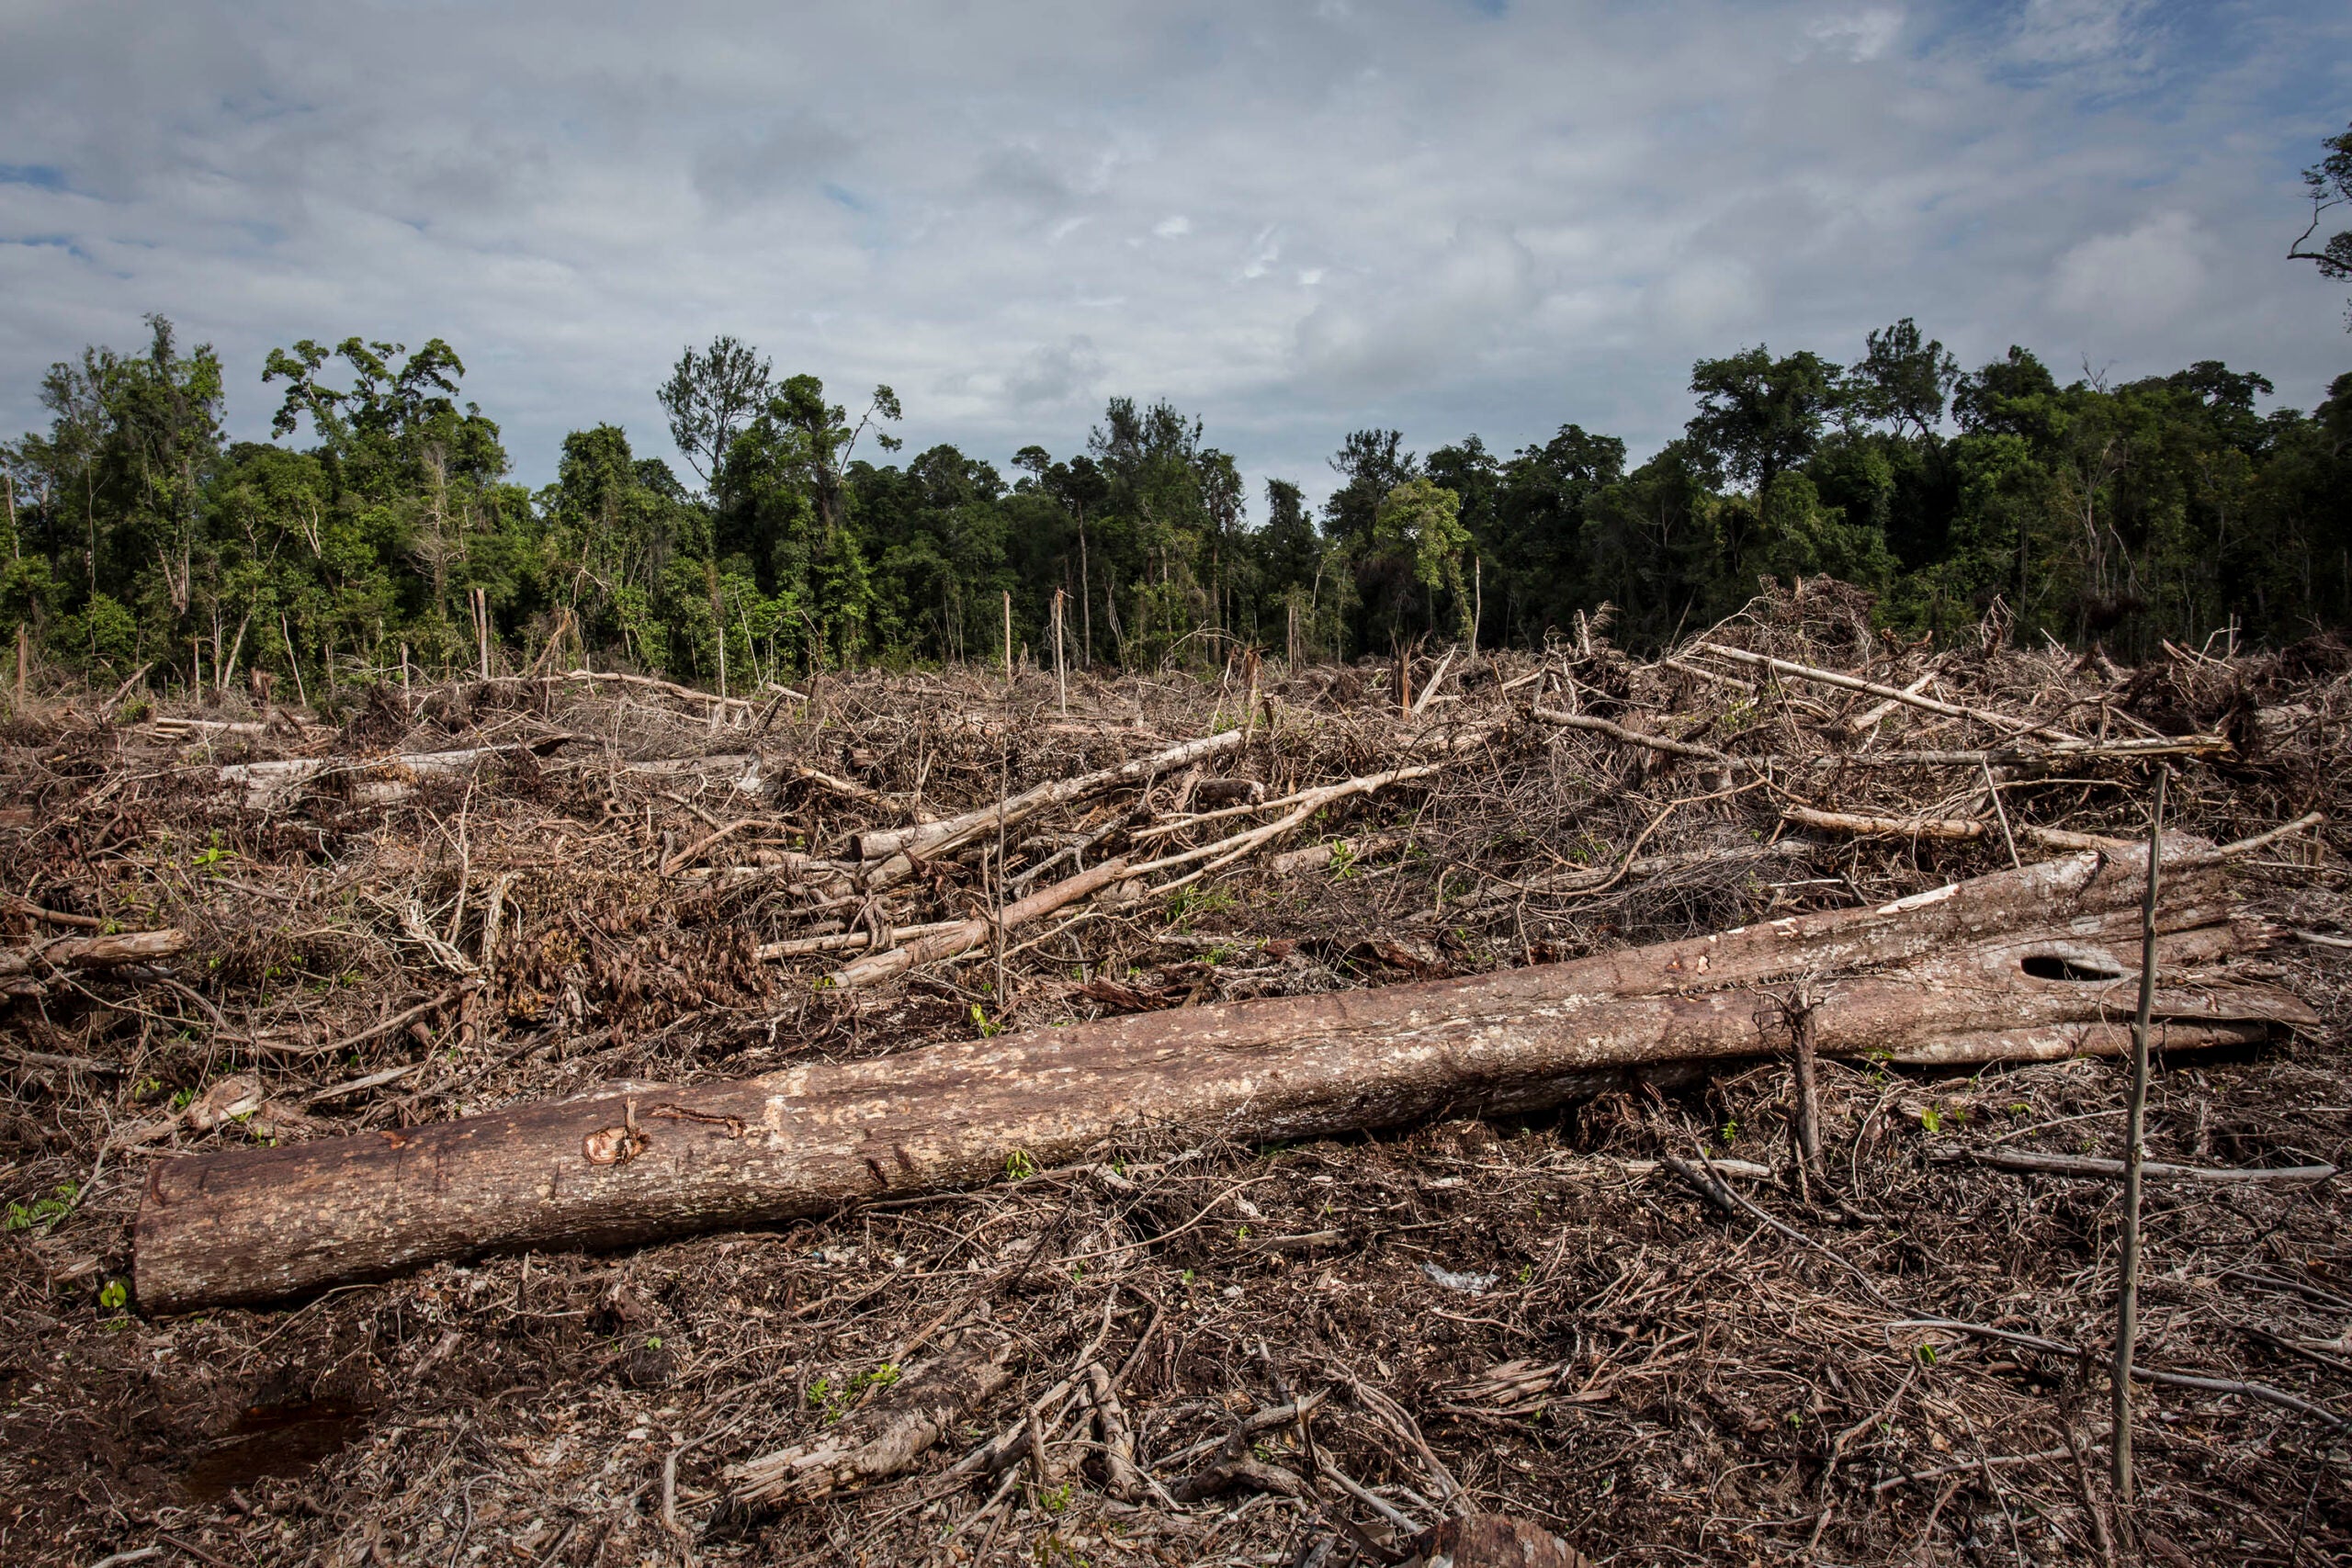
[132,842,2314,1311]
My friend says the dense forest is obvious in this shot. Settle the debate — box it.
[3,312,2348,699]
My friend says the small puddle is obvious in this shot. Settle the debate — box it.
[179,1397,371,1504]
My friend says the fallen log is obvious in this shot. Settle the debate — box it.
[825,856,1133,988]
[1945,1147,2339,1185]
[1532,707,1731,763]
[212,736,573,807]
[1693,641,2086,743]
[132,843,2313,1311]
[1,928,188,983]
[851,730,1243,862]
[1270,829,1413,875]
[1782,805,1985,840]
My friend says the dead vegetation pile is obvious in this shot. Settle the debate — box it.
[2,579,2349,1566]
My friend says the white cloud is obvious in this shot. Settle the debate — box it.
[2050,211,2207,330]
[1804,9,1903,62]
[0,0,2344,506]
[2007,0,2152,65]
[1649,259,1767,343]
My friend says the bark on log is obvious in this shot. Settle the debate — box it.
[1695,642,2086,743]
[1783,805,1985,840]
[825,856,1133,988]
[851,730,1242,862]
[213,737,572,807]
[1,928,188,980]
[1948,1147,2339,1185]
[132,843,2313,1311]
[1532,707,1732,763]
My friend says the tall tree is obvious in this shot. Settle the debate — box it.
[2290,118,2352,327]
[657,336,773,504]
[1851,319,1960,438]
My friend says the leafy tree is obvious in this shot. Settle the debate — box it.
[657,336,773,501]
[1686,347,1841,572]
[1850,319,1960,438]
[1372,477,1473,642]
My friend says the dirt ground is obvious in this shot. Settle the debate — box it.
[4,584,2349,1566]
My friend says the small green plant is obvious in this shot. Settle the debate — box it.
[970,1004,1001,1038]
[169,1087,197,1111]
[1004,1148,1037,1181]
[1037,1482,1071,1515]
[1179,1269,1195,1286]
[97,1279,128,1313]
[1917,1342,1939,1366]
[191,837,236,873]
[1234,1225,1250,1242]
[1718,1118,1739,1145]
[1918,1105,1942,1134]
[1517,1265,1534,1285]
[858,1363,900,1392]
[646,1336,663,1349]
[5,1183,77,1232]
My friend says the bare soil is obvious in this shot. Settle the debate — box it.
[4,585,2348,1565]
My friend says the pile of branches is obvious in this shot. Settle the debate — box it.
[2,578,2349,1566]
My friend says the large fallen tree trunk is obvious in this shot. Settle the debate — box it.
[212,736,574,807]
[133,842,2313,1311]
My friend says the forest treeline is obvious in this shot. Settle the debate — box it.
[3,314,2348,698]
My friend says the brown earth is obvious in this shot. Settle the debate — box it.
[3,580,2347,1566]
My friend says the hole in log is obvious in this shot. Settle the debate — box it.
[2020,951,2127,982]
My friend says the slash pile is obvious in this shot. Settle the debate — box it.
[3,580,2349,1566]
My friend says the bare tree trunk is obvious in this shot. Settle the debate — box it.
[132,843,2310,1311]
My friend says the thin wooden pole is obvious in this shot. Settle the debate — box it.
[1053,589,1068,715]
[2112,766,2167,1502]
[13,622,26,711]
[1002,590,1014,689]
[1471,556,1482,664]
[1791,1000,1821,1175]
[401,642,412,712]
[280,614,308,713]
[475,588,491,682]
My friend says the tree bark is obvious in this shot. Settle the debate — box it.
[1,928,188,982]
[132,843,2312,1312]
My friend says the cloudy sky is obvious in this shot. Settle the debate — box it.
[3,0,2347,505]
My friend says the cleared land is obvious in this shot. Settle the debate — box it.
[3,580,2348,1565]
